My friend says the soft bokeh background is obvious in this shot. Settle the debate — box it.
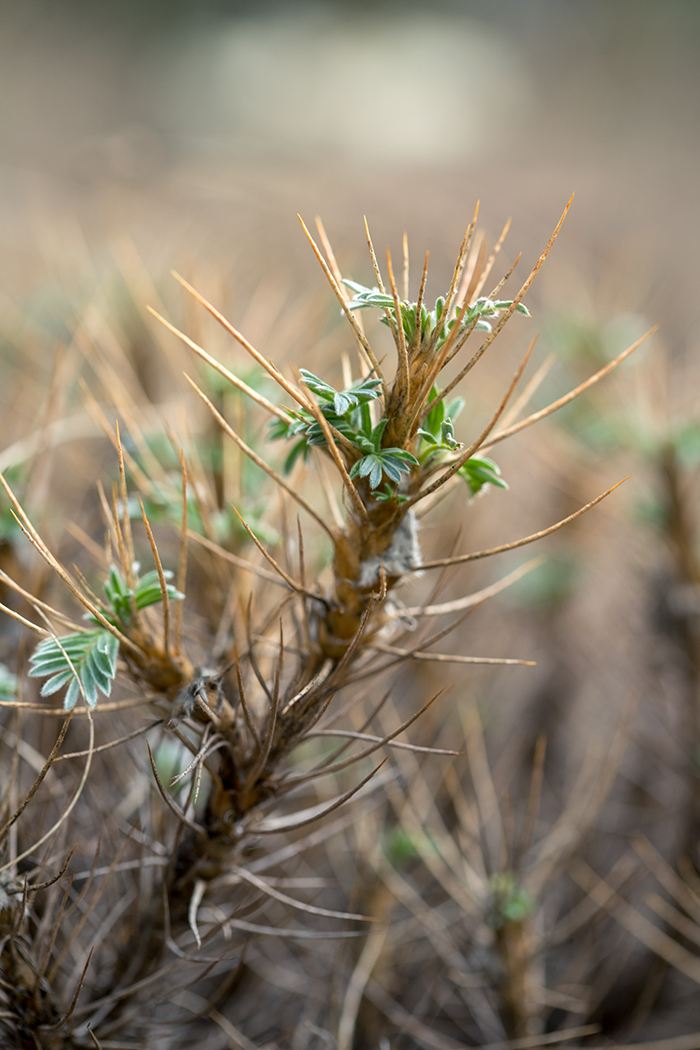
[1,0,699,330]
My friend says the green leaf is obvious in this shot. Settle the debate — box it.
[487,873,536,929]
[423,386,446,436]
[349,448,418,490]
[96,565,184,627]
[374,483,408,504]
[283,438,310,473]
[440,418,462,450]
[350,454,384,490]
[298,369,337,402]
[299,369,382,418]
[458,457,508,496]
[416,428,438,446]
[445,397,465,422]
[369,418,388,450]
[40,670,75,697]
[29,630,119,710]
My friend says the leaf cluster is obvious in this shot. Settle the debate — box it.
[29,629,119,710]
[486,872,536,930]
[348,417,418,490]
[343,279,529,350]
[28,564,184,709]
[99,563,184,627]
[270,369,417,492]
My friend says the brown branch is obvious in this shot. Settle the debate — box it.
[184,373,336,539]
[481,327,657,451]
[420,479,629,570]
[406,339,534,508]
[137,494,172,657]
[169,273,314,413]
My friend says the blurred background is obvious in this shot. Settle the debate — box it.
[1,0,699,323]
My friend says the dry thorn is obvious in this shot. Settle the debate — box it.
[315,216,346,296]
[147,743,207,839]
[244,625,283,789]
[498,351,556,431]
[403,556,545,617]
[56,721,162,762]
[231,865,371,921]
[137,494,172,657]
[255,757,389,834]
[295,369,370,526]
[309,729,459,758]
[402,231,410,300]
[0,600,49,638]
[77,378,153,493]
[426,208,478,355]
[370,643,534,667]
[47,947,94,1030]
[406,339,534,508]
[147,306,290,422]
[363,216,386,294]
[115,421,136,575]
[174,450,188,654]
[186,529,286,586]
[440,194,574,392]
[386,248,410,404]
[188,878,206,950]
[0,714,73,842]
[0,473,139,655]
[301,215,388,400]
[87,1026,104,1049]
[472,214,512,300]
[168,273,315,413]
[286,689,447,785]
[338,920,390,1050]
[0,709,95,877]
[231,506,325,603]
[419,478,629,570]
[412,250,430,353]
[185,372,336,539]
[456,229,486,310]
[482,327,657,451]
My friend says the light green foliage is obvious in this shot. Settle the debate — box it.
[343,280,529,349]
[269,369,403,487]
[418,385,508,496]
[99,564,184,628]
[347,417,418,490]
[29,630,119,710]
[417,386,465,461]
[383,826,438,869]
[374,483,409,504]
[272,367,508,497]
[299,368,384,417]
[487,873,535,930]
[28,563,184,709]
[458,456,508,496]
